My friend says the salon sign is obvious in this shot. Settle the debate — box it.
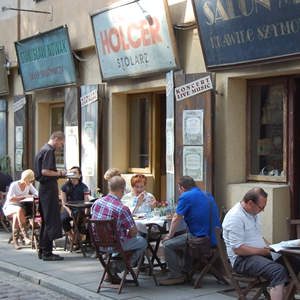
[91,0,178,80]
[193,0,300,69]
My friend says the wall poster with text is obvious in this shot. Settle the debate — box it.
[183,110,203,145]
[183,146,203,181]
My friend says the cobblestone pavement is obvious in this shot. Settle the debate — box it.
[0,270,75,300]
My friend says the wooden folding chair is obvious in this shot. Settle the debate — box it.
[215,227,270,300]
[89,219,156,294]
[192,247,228,288]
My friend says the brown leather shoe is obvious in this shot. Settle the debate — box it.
[159,276,186,286]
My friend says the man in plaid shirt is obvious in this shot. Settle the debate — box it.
[91,176,147,283]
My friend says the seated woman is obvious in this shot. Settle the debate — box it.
[3,169,38,249]
[60,166,89,244]
[122,174,156,214]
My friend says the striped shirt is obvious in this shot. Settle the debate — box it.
[91,193,135,241]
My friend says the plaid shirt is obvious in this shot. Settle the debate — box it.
[91,193,135,241]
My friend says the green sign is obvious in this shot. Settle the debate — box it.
[15,26,76,92]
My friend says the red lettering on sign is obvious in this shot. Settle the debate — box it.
[127,23,141,48]
[100,31,110,54]
[150,17,162,44]
[99,17,163,55]
[109,28,121,52]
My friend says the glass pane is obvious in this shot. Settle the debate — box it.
[51,106,64,167]
[129,97,150,168]
[250,84,284,177]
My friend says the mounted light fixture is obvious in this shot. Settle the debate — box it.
[1,6,53,20]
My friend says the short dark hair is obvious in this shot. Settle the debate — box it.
[50,131,65,140]
[243,187,268,204]
[178,176,196,190]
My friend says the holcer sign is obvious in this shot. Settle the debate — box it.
[193,0,300,69]
[15,26,76,92]
[91,0,178,80]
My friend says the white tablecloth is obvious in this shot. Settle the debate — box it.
[135,216,187,234]
[135,216,167,234]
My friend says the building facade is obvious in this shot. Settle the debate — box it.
[0,0,298,243]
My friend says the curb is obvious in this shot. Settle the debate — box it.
[0,261,112,300]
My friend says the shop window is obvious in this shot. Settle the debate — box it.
[0,100,7,157]
[247,79,287,182]
[128,94,152,173]
[50,104,64,167]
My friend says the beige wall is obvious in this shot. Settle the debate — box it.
[214,60,300,208]
[227,183,290,243]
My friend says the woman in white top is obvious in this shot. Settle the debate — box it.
[3,169,38,249]
[122,174,156,214]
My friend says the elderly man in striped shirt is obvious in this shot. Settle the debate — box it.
[91,175,147,283]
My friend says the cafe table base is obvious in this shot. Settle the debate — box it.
[280,249,300,300]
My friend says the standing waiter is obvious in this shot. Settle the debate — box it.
[34,131,67,261]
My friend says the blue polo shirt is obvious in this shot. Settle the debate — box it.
[176,187,221,246]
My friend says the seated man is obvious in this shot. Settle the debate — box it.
[159,176,221,285]
[222,187,290,300]
[91,175,147,283]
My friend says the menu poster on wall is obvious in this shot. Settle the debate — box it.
[183,110,203,145]
[65,126,79,170]
[15,126,23,149]
[82,121,96,176]
[15,149,23,172]
[183,146,203,181]
[166,118,174,174]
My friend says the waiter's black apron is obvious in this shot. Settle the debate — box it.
[39,180,62,240]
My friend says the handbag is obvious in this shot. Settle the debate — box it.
[187,197,212,259]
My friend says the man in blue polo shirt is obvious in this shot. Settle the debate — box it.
[159,176,221,285]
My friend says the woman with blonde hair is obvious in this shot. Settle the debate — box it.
[3,169,38,249]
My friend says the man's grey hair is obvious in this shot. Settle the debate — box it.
[108,176,126,193]
[50,131,65,140]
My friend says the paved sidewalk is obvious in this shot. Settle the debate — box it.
[0,231,234,300]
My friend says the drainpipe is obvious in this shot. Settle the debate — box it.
[17,0,20,40]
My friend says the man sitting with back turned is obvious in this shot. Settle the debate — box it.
[91,175,147,284]
[222,187,293,300]
[159,176,221,286]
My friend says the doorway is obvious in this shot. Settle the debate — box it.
[291,78,300,218]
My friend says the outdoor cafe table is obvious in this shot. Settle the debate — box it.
[65,201,93,257]
[135,216,186,271]
[278,248,300,300]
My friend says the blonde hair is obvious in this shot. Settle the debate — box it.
[104,168,121,181]
[21,169,35,182]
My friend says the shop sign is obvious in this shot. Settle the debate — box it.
[175,75,213,101]
[80,88,98,107]
[13,97,26,112]
[0,47,9,95]
[193,0,300,69]
[15,26,76,92]
[91,0,178,80]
